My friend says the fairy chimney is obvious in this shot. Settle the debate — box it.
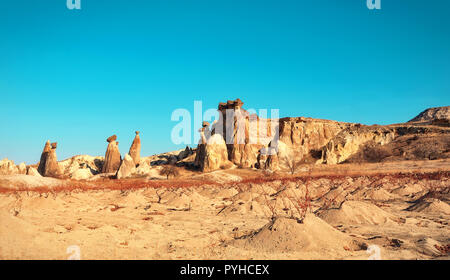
[102,135,121,173]
[37,140,51,176]
[128,131,141,166]
[43,142,62,177]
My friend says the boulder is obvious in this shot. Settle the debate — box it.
[116,153,136,179]
[129,131,141,166]
[102,135,121,173]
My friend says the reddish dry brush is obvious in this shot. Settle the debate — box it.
[0,170,448,195]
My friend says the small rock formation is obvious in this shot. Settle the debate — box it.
[102,135,122,174]
[129,131,141,166]
[42,142,62,177]
[0,158,19,175]
[116,153,136,179]
[37,140,51,175]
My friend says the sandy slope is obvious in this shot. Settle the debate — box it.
[0,161,449,260]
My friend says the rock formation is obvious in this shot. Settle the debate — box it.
[102,135,121,174]
[213,98,273,168]
[116,154,136,179]
[129,131,141,166]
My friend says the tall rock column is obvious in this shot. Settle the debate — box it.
[102,135,122,173]
[43,142,62,177]
[128,131,141,166]
[37,140,51,176]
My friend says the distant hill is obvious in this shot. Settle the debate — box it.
[409,106,450,122]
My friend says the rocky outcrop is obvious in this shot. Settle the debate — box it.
[0,158,19,175]
[321,125,396,164]
[409,106,450,122]
[129,131,141,166]
[102,135,121,174]
[116,154,136,179]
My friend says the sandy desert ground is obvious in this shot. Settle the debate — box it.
[0,159,449,260]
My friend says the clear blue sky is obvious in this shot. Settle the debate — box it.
[1,0,449,164]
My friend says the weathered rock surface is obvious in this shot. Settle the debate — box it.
[102,135,121,174]
[129,131,141,166]
[116,154,136,179]
[322,126,396,164]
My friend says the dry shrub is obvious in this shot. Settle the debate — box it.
[159,165,180,180]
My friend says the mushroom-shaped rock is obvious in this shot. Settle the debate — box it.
[128,131,141,166]
[116,153,136,179]
[102,135,121,173]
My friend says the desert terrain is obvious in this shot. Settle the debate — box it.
[0,103,449,260]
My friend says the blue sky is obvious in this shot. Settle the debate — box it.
[1,0,449,164]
